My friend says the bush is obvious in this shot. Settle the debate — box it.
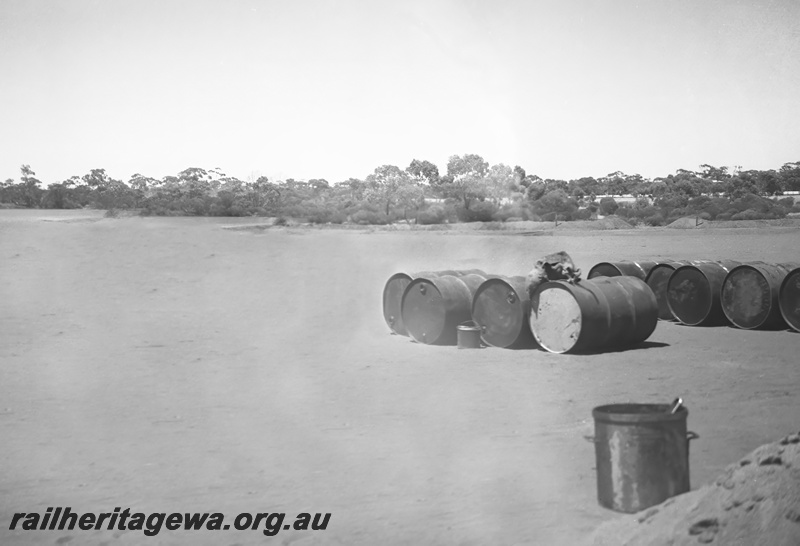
[615,204,633,218]
[308,209,346,224]
[351,209,390,225]
[599,196,618,216]
[644,213,666,226]
[491,202,527,222]
[417,206,447,225]
[456,201,497,223]
[731,209,761,221]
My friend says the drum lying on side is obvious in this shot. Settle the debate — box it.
[645,262,687,321]
[401,273,487,345]
[529,276,658,354]
[471,276,537,349]
[382,269,487,335]
[667,261,741,326]
[721,262,800,330]
[643,260,712,321]
[779,267,800,333]
[588,261,658,280]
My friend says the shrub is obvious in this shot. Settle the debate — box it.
[731,209,761,221]
[417,206,447,225]
[491,202,527,222]
[644,213,666,226]
[456,201,497,222]
[615,204,633,218]
[599,196,618,216]
[351,209,390,225]
[308,209,346,224]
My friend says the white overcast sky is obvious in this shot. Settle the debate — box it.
[1,0,799,184]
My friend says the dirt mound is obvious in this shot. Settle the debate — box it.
[667,217,800,229]
[666,217,706,229]
[560,216,633,230]
[588,432,800,546]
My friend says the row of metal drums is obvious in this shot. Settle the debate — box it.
[382,269,662,354]
[588,260,800,331]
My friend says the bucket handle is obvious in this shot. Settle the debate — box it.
[584,431,700,444]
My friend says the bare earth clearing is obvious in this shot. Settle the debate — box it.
[1,210,798,545]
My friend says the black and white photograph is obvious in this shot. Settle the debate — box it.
[2,1,799,544]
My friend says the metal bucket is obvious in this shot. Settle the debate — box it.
[593,403,694,513]
[528,276,658,354]
[588,261,659,280]
[456,321,483,349]
[780,267,800,333]
[471,276,537,349]
[401,273,488,345]
[382,269,486,335]
[667,261,741,326]
[721,262,800,330]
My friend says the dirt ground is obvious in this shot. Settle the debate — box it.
[1,210,798,546]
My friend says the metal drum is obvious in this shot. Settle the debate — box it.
[401,273,487,345]
[382,269,486,335]
[471,276,537,349]
[667,261,741,326]
[779,267,800,333]
[529,276,658,354]
[721,262,800,330]
[588,261,659,280]
[644,260,713,321]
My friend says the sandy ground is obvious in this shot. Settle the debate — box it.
[1,209,798,545]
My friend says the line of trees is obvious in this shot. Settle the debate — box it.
[2,157,799,226]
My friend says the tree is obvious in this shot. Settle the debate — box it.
[755,170,782,196]
[513,165,526,185]
[485,164,516,203]
[365,165,412,216]
[178,167,217,198]
[82,168,115,189]
[406,159,440,185]
[250,176,281,210]
[394,182,425,223]
[19,165,44,207]
[779,162,800,191]
[698,164,730,182]
[442,154,490,209]
[724,172,759,200]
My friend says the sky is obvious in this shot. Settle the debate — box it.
[1,0,799,185]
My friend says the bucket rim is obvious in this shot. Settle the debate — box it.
[457,321,481,331]
[592,403,688,423]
